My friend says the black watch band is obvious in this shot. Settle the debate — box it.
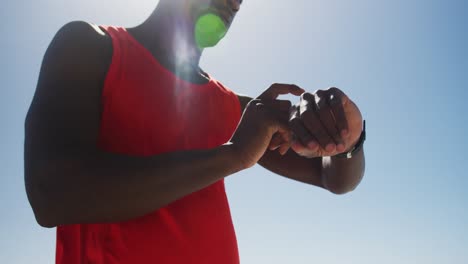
[334,120,366,159]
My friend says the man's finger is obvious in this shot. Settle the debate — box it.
[299,101,333,151]
[291,140,313,157]
[269,133,283,150]
[258,83,305,100]
[274,120,292,151]
[290,117,318,150]
[265,104,293,144]
[315,91,343,152]
[278,142,290,156]
[328,87,349,138]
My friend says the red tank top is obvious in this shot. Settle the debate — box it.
[55,26,241,264]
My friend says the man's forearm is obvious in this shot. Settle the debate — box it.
[321,147,365,194]
[30,144,243,227]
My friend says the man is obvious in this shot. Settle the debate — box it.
[24,0,365,263]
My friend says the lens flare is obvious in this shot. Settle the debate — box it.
[195,13,227,48]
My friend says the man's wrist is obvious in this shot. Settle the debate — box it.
[221,143,249,172]
[334,120,366,159]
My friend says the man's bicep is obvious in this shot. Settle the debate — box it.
[26,21,111,162]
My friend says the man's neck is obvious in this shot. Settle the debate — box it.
[130,2,203,70]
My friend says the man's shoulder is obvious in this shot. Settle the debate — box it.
[54,21,111,48]
[45,21,113,72]
[35,21,114,109]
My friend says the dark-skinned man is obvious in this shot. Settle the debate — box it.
[24,0,366,263]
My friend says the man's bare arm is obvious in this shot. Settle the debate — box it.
[24,22,245,227]
[258,143,365,194]
[25,22,289,228]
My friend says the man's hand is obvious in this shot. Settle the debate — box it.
[230,84,303,168]
[289,87,363,158]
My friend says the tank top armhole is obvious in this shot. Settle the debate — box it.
[231,91,241,121]
[98,25,121,101]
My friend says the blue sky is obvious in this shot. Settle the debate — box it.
[1,0,467,263]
